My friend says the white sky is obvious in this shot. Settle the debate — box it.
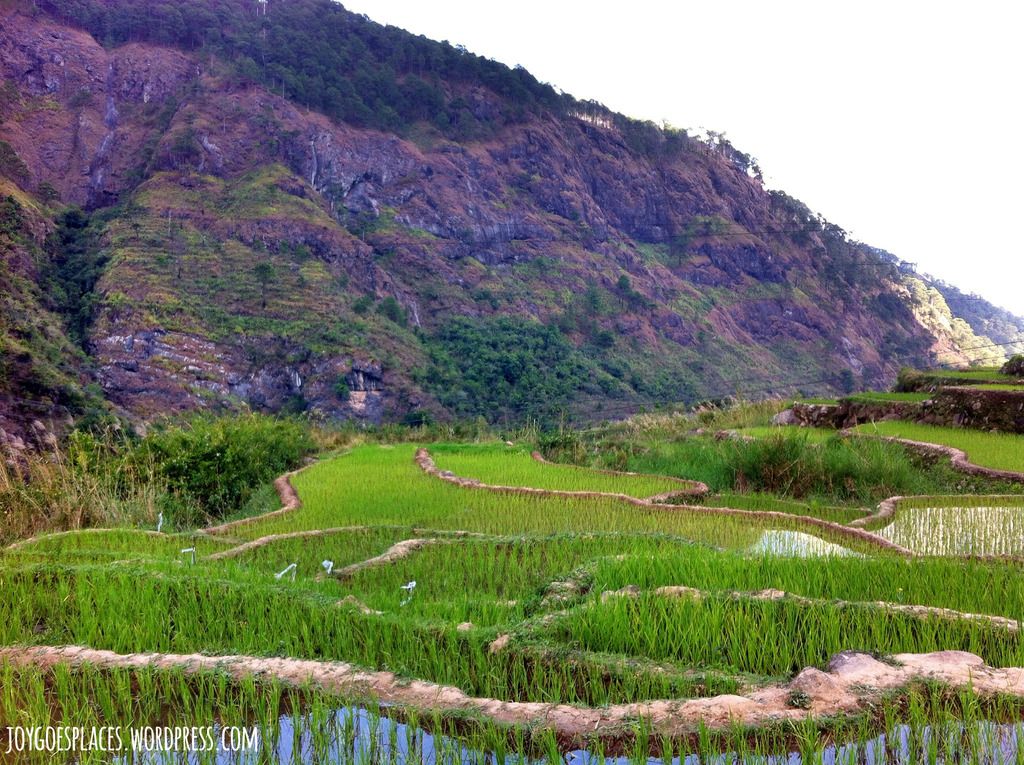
[342,0,1024,316]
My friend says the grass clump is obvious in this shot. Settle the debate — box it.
[129,414,314,524]
[561,424,1024,507]
[576,432,946,505]
[0,434,162,546]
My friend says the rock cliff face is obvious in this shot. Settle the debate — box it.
[0,1,1018,429]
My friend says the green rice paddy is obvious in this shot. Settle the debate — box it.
[853,421,1024,473]
[843,391,933,403]
[733,426,839,442]
[876,497,1024,557]
[427,442,697,497]
[4,431,1024,762]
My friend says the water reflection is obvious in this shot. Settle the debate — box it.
[877,505,1024,556]
[746,530,857,558]
[122,709,1023,764]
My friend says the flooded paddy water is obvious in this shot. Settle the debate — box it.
[877,505,1024,557]
[111,706,1024,764]
[746,530,858,558]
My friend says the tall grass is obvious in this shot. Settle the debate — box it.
[0,414,316,545]
[0,437,162,546]
[574,429,1024,504]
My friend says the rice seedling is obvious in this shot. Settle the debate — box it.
[5,420,1024,762]
[426,443,698,497]
[253,445,880,552]
[587,545,1024,620]
[0,563,731,705]
[545,591,1024,675]
[23,661,1018,764]
[0,529,233,564]
[875,499,1024,557]
[208,526,418,578]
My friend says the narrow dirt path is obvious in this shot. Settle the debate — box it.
[3,645,1023,742]
[204,468,308,535]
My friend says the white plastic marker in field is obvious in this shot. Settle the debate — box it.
[275,563,298,582]
[321,560,334,575]
[156,512,164,533]
[180,547,196,565]
[400,580,416,607]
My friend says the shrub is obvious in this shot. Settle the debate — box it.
[1002,355,1024,376]
[352,295,374,315]
[131,414,315,523]
[377,296,407,325]
[333,377,350,401]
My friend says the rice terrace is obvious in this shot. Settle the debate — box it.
[1,364,1024,763]
[4,0,1024,759]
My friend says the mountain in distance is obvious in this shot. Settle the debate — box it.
[1,0,1022,439]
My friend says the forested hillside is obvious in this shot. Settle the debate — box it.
[0,0,1019,436]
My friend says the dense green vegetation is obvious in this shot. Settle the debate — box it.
[38,0,709,161]
[41,207,108,347]
[37,0,570,140]
[1003,355,1024,376]
[422,317,624,425]
[128,414,314,522]
[0,414,314,544]
[0,190,102,419]
[557,429,1021,507]
[6,381,1024,761]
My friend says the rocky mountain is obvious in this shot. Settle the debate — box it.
[1,0,1020,436]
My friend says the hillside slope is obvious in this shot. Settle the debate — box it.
[0,0,1018,429]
